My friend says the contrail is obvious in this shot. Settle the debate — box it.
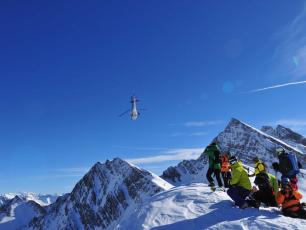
[248,80,306,93]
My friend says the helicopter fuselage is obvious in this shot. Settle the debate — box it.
[130,97,138,120]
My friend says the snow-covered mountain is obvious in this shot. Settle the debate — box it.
[261,125,306,153]
[27,158,173,230]
[161,153,209,185]
[0,195,45,230]
[0,193,59,207]
[0,193,59,230]
[162,118,306,184]
[214,118,306,164]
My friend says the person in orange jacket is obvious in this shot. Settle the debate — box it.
[276,177,306,219]
[220,153,231,188]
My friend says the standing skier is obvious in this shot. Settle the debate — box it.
[204,142,223,188]
[273,147,301,191]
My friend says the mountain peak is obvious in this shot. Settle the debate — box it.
[29,158,172,230]
[228,117,243,125]
[275,125,302,139]
[163,118,306,185]
[216,119,306,164]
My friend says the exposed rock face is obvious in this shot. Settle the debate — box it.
[27,158,172,230]
[261,126,277,137]
[261,125,306,153]
[162,118,306,185]
[161,154,208,185]
[214,118,306,166]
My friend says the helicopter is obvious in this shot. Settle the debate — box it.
[119,96,145,120]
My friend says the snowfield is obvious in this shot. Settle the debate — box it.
[118,183,306,230]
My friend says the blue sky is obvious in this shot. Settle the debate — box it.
[1,1,306,194]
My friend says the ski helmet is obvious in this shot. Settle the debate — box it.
[252,156,259,162]
[276,147,285,155]
[281,177,291,187]
[229,156,238,165]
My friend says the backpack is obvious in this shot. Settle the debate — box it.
[278,152,300,177]
[254,172,271,188]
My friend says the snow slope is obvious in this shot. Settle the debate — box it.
[118,183,306,230]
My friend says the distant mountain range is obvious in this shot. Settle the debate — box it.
[1,118,306,229]
[0,193,58,207]
[0,193,58,230]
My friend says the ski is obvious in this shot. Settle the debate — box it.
[209,186,225,192]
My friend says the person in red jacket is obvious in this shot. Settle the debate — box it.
[220,153,231,188]
[276,177,306,219]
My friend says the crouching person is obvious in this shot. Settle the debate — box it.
[251,172,278,207]
[277,177,306,219]
[227,156,252,209]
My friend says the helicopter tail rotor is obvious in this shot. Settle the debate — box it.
[118,109,130,117]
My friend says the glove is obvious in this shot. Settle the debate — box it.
[251,186,258,193]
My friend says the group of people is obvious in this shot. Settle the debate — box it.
[203,142,306,219]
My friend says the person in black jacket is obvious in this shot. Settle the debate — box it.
[250,172,278,208]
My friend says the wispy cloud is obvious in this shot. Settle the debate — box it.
[28,167,90,181]
[169,132,208,137]
[113,146,170,151]
[126,148,203,164]
[0,169,87,184]
[50,167,89,174]
[169,132,184,137]
[247,80,306,93]
[183,120,224,127]
[271,3,306,80]
[274,119,306,127]
[189,132,208,137]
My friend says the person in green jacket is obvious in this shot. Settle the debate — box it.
[227,156,252,209]
[204,142,223,188]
